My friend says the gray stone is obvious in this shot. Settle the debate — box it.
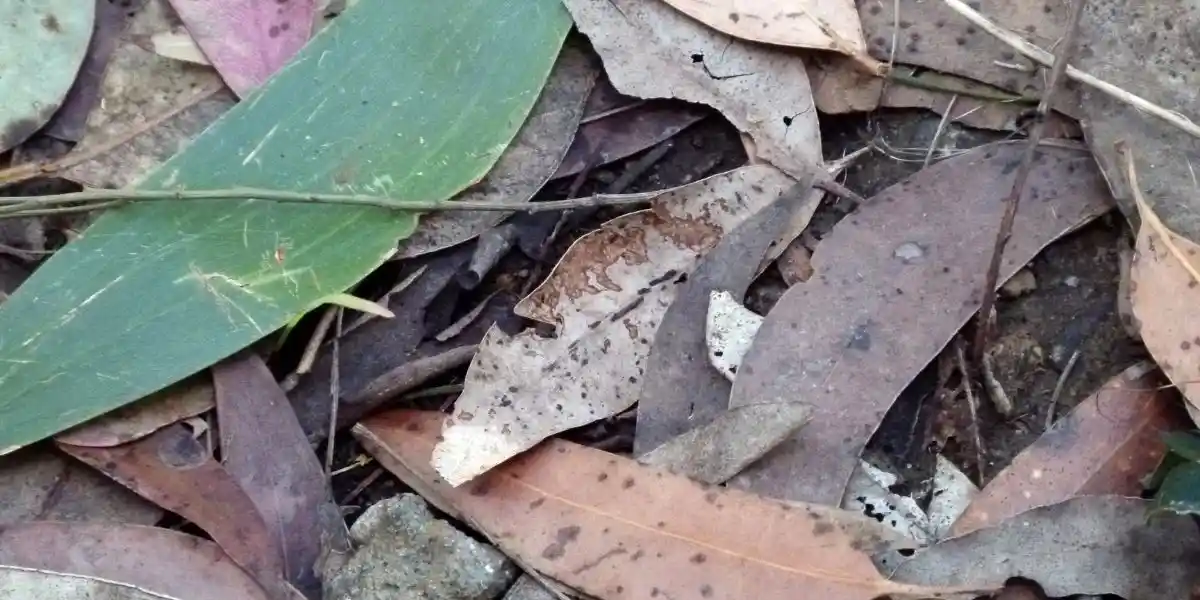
[323,494,517,600]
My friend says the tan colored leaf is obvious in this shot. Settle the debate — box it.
[0,446,160,525]
[950,363,1189,536]
[396,41,596,258]
[0,566,174,600]
[55,374,214,447]
[726,141,1113,505]
[561,0,820,179]
[0,522,271,600]
[1126,147,1200,416]
[57,425,301,600]
[357,410,982,600]
[65,0,235,188]
[147,29,211,65]
[658,0,865,53]
[432,166,799,486]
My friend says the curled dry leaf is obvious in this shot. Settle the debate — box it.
[951,363,1188,536]
[726,141,1113,505]
[66,0,236,189]
[165,0,315,97]
[892,496,1200,599]
[359,410,971,600]
[0,522,271,600]
[54,374,214,447]
[562,0,821,178]
[431,166,798,486]
[1125,148,1200,419]
[397,42,596,258]
[658,0,865,53]
[58,425,300,600]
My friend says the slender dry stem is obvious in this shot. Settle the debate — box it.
[973,0,1087,361]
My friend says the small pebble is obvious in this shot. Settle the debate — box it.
[999,268,1037,298]
[1064,275,1080,287]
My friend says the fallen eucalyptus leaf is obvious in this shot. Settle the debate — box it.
[658,0,864,53]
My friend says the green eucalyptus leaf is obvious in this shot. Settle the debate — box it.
[1151,461,1200,517]
[1163,431,1200,463]
[0,0,570,453]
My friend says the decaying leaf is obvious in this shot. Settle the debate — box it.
[726,141,1113,505]
[0,0,95,151]
[65,0,237,189]
[951,363,1188,536]
[657,0,865,53]
[634,174,818,454]
[213,353,349,598]
[0,566,176,600]
[432,166,799,486]
[54,374,214,447]
[43,0,136,142]
[358,410,972,600]
[704,290,762,382]
[1126,148,1200,418]
[0,522,271,600]
[58,425,299,600]
[0,446,161,526]
[397,41,596,258]
[165,0,315,97]
[562,0,821,179]
[892,496,1200,599]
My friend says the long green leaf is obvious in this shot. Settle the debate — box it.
[0,0,570,453]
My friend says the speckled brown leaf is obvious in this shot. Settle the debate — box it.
[892,496,1200,599]
[855,0,1080,115]
[396,42,596,258]
[213,353,348,599]
[65,0,236,188]
[54,374,213,447]
[950,364,1190,536]
[0,446,161,525]
[432,166,799,486]
[807,55,1078,135]
[57,424,301,600]
[359,410,979,600]
[659,0,864,53]
[562,0,820,179]
[727,141,1113,505]
[634,173,819,454]
[0,522,271,600]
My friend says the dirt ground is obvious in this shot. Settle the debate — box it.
[330,104,1149,518]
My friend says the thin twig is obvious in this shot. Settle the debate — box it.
[940,0,1200,139]
[923,95,959,168]
[972,0,1087,361]
[954,341,987,481]
[399,383,465,402]
[579,100,646,125]
[324,308,344,478]
[280,306,339,392]
[1045,349,1080,430]
[0,185,666,219]
[338,467,383,506]
[434,291,499,342]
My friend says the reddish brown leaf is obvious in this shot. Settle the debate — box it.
[950,364,1189,536]
[726,141,1113,505]
[55,374,214,447]
[57,424,301,600]
[355,410,985,600]
[214,352,349,598]
[0,521,270,600]
[552,101,707,180]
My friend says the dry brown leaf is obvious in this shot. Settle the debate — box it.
[0,446,160,525]
[65,0,235,188]
[561,0,820,179]
[807,55,1079,135]
[357,410,982,600]
[950,363,1189,536]
[58,425,301,600]
[0,522,271,600]
[1125,146,1200,418]
[658,0,865,54]
[396,42,596,258]
[726,141,1113,505]
[431,166,801,486]
[54,374,213,447]
[213,353,348,598]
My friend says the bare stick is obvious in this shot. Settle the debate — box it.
[955,341,987,481]
[973,0,1086,361]
[280,306,339,392]
[324,308,344,477]
[923,95,959,168]
[940,0,1200,139]
[1045,349,1080,429]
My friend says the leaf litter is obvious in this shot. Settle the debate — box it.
[431,165,803,486]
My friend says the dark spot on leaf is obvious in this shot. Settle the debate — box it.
[469,480,492,496]
[813,521,834,535]
[268,25,281,37]
[405,421,421,432]
[690,53,704,63]
[631,549,644,561]
[848,322,872,351]
[899,547,916,556]
[41,14,61,32]
[729,12,739,22]
[598,472,609,482]
[1183,341,1192,350]
[529,498,545,509]
[541,525,581,560]
[899,20,911,28]
[700,584,713,597]
[690,553,707,563]
[704,491,719,504]
[955,36,967,45]
[280,21,291,31]
[622,477,635,489]
[1000,159,1021,175]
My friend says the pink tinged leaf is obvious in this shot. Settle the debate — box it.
[166,0,315,97]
